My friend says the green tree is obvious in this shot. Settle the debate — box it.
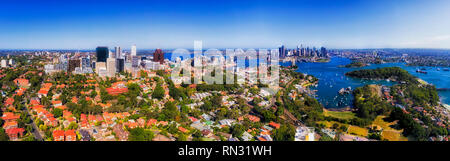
[52,108,63,118]
[152,85,165,100]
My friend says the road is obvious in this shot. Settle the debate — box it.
[279,77,306,127]
[24,94,44,141]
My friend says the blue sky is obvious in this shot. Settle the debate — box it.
[0,0,449,49]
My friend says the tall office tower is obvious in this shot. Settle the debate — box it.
[81,57,91,69]
[1,60,7,68]
[107,58,116,77]
[96,47,109,62]
[116,58,124,73]
[96,62,106,74]
[306,47,310,57]
[320,47,327,57]
[9,59,15,65]
[131,45,137,56]
[132,56,140,68]
[68,59,81,72]
[278,45,286,58]
[115,46,122,58]
[153,49,165,64]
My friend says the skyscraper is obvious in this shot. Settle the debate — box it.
[279,45,286,58]
[132,56,140,68]
[81,57,91,69]
[96,47,109,62]
[320,47,328,57]
[68,59,81,72]
[116,58,124,73]
[153,49,165,64]
[131,45,137,57]
[115,46,122,59]
[107,58,116,77]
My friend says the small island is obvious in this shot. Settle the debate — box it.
[341,61,367,68]
[345,67,417,83]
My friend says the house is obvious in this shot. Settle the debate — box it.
[295,126,315,141]
[37,89,49,98]
[3,121,18,130]
[52,100,62,107]
[53,130,65,141]
[147,118,158,127]
[239,114,260,122]
[178,126,188,133]
[1,112,20,122]
[4,97,14,107]
[13,78,30,88]
[5,128,25,140]
[269,121,280,129]
[201,129,212,137]
[218,119,235,126]
[30,99,40,106]
[65,130,77,141]
[188,117,198,122]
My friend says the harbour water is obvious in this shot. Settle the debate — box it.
[282,57,450,108]
[165,53,450,108]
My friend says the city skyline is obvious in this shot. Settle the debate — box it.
[1,0,450,49]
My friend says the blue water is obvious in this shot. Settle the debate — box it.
[281,57,450,108]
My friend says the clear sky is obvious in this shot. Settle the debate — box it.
[1,0,450,49]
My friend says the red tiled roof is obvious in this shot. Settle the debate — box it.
[178,126,188,133]
[38,89,49,95]
[269,121,280,129]
[5,97,14,106]
[30,100,40,105]
[2,112,20,121]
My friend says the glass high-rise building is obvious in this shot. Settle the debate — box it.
[96,46,109,62]
[116,58,124,73]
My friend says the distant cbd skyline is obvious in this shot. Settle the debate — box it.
[0,0,450,50]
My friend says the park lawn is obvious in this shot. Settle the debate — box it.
[372,116,408,141]
[200,137,215,141]
[347,125,368,137]
[381,130,408,141]
[372,116,397,131]
[323,109,356,120]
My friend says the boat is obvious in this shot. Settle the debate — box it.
[338,87,352,95]
[437,68,440,71]
[444,68,449,71]
[416,69,428,74]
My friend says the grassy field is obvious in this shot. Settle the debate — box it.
[372,116,408,141]
[318,115,408,140]
[347,125,368,137]
[323,109,357,120]
[381,130,408,141]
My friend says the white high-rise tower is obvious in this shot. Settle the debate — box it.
[131,45,137,56]
[115,46,122,58]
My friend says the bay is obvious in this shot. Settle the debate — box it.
[281,57,450,108]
